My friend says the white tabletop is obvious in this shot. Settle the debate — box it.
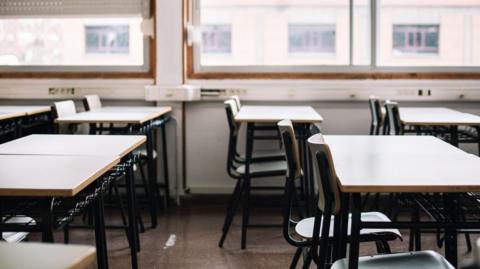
[0,134,146,158]
[95,106,171,113]
[0,242,95,269]
[55,106,172,125]
[235,105,323,123]
[0,106,51,116]
[323,135,480,193]
[324,135,467,157]
[400,107,480,126]
[0,155,120,197]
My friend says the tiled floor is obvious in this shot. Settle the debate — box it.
[46,196,478,268]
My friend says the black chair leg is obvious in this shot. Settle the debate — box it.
[218,180,243,248]
[301,248,312,269]
[138,161,152,204]
[290,247,302,269]
[241,177,251,249]
[63,224,70,244]
[113,181,128,227]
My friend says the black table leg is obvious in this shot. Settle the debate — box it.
[348,193,361,269]
[126,161,139,269]
[146,127,158,228]
[338,193,349,260]
[161,122,170,207]
[241,123,254,250]
[94,191,109,269]
[41,198,54,243]
[444,193,458,267]
[450,126,459,147]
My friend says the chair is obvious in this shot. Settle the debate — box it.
[229,95,284,150]
[52,100,78,134]
[83,95,102,111]
[52,100,76,118]
[280,130,401,268]
[331,251,454,269]
[463,238,480,269]
[82,95,149,232]
[368,96,383,135]
[383,100,403,135]
[218,99,288,249]
[307,133,451,269]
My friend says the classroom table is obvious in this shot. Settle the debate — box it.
[322,135,480,269]
[0,106,52,137]
[55,106,172,228]
[0,134,146,269]
[400,107,480,146]
[0,242,96,269]
[0,154,120,269]
[235,105,323,247]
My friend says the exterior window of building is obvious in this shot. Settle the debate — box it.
[288,24,336,53]
[85,25,130,54]
[393,25,439,54]
[202,25,231,54]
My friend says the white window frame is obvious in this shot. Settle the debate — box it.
[189,0,480,74]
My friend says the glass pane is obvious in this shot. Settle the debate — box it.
[378,0,480,67]
[0,17,144,66]
[199,0,350,66]
[353,0,371,65]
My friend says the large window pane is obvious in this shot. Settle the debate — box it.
[378,0,480,67]
[0,17,144,66]
[199,0,350,67]
[353,0,371,65]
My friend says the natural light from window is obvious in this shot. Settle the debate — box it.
[0,17,144,66]
[194,0,480,71]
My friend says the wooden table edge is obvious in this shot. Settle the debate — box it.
[0,157,121,197]
[68,247,96,269]
[118,136,147,158]
[402,120,480,126]
[234,118,323,124]
[26,107,51,115]
[0,112,25,121]
[70,156,121,196]
[338,184,480,193]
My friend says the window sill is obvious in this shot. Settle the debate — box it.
[187,71,480,80]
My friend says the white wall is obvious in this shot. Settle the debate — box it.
[185,100,480,193]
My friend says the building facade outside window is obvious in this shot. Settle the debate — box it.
[288,24,336,54]
[201,24,231,54]
[85,25,130,54]
[393,25,439,54]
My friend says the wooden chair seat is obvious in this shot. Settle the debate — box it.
[295,212,401,239]
[331,250,454,269]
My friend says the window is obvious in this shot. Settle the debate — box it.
[86,25,130,54]
[0,0,151,74]
[378,0,480,67]
[194,0,355,68]
[393,25,439,54]
[288,24,336,54]
[202,25,231,54]
[189,0,480,76]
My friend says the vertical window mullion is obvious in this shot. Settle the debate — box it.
[370,0,377,70]
[349,0,353,66]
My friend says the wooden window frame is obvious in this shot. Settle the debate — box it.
[184,0,480,80]
[0,1,156,80]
